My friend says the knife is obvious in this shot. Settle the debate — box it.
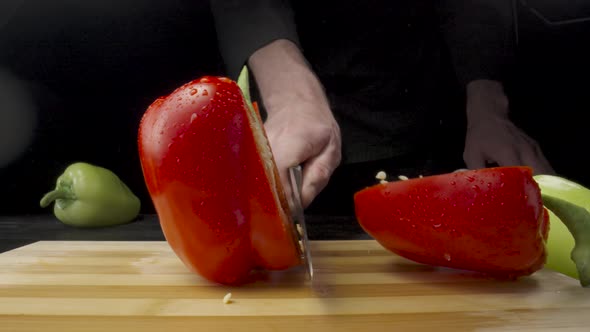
[288,165,314,281]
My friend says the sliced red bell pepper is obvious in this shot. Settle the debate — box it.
[138,75,301,285]
[354,166,549,279]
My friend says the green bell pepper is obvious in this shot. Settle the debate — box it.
[534,174,590,287]
[40,162,141,227]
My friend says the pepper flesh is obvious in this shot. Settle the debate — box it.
[40,162,140,227]
[138,75,301,285]
[354,166,549,279]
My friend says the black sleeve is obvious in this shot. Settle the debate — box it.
[438,0,516,87]
[209,0,300,79]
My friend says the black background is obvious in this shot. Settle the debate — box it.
[1,0,589,216]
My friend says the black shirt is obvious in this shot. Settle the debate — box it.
[211,0,515,164]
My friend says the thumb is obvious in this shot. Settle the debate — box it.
[463,148,486,170]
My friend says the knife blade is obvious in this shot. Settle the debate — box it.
[288,165,314,281]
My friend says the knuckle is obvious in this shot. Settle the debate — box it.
[313,162,334,183]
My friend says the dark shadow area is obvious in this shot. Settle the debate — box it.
[0,214,368,253]
[509,0,590,187]
[0,0,224,215]
[0,0,589,217]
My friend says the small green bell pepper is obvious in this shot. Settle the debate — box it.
[40,162,141,227]
[534,174,590,287]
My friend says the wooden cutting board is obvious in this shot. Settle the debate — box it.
[1,240,589,332]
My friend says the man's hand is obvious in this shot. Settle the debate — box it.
[463,80,555,175]
[249,39,342,208]
[264,98,341,208]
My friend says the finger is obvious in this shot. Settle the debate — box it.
[487,148,522,167]
[265,125,335,210]
[301,152,341,208]
[262,133,290,206]
[268,126,330,168]
[301,137,341,208]
[507,129,554,174]
[463,148,486,170]
[523,154,555,175]
[264,130,299,212]
[518,138,556,175]
[533,149,556,175]
[275,162,295,212]
[527,136,556,175]
[274,137,323,206]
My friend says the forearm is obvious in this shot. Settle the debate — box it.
[439,0,515,88]
[466,79,509,117]
[209,0,300,79]
[246,42,341,209]
[248,39,329,115]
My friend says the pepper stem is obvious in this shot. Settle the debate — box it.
[237,65,256,115]
[40,188,72,208]
[542,194,590,287]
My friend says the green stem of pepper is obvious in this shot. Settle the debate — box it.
[237,65,255,114]
[40,188,75,209]
[541,194,590,287]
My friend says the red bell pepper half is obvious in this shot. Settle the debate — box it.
[354,166,549,279]
[138,75,301,285]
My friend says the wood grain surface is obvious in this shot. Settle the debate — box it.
[0,240,589,331]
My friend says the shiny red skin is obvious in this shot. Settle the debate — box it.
[354,166,549,278]
[138,76,301,285]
